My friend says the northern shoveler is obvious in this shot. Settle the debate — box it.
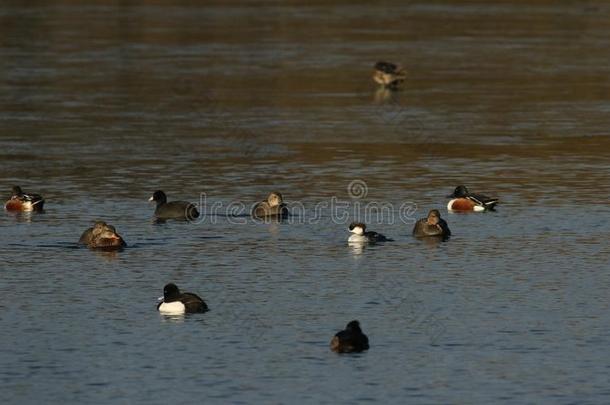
[413,209,451,238]
[348,222,393,243]
[157,283,208,314]
[447,185,498,212]
[252,191,289,219]
[79,221,127,249]
[4,185,45,212]
[372,61,406,89]
[330,320,370,353]
[149,190,199,221]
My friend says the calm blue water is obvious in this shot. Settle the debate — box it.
[2,1,610,404]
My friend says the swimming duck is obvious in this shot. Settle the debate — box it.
[372,61,406,89]
[330,320,370,353]
[4,186,45,212]
[348,222,392,243]
[93,225,127,249]
[157,283,208,314]
[412,209,451,238]
[79,221,127,249]
[79,221,108,245]
[447,185,498,212]
[251,191,289,219]
[149,190,199,221]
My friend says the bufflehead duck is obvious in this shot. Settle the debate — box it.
[157,283,208,314]
[252,191,289,219]
[149,190,199,221]
[447,185,498,212]
[79,221,127,249]
[348,222,392,243]
[4,186,45,212]
[330,320,370,353]
[372,61,406,89]
[412,209,451,238]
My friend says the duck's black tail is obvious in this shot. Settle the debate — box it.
[483,199,499,211]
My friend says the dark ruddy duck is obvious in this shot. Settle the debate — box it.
[330,320,370,353]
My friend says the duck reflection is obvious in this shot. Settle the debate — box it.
[421,235,448,248]
[373,86,396,104]
[159,313,185,323]
[5,210,36,223]
[349,242,366,256]
[93,249,121,261]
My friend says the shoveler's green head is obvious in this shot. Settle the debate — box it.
[448,185,469,198]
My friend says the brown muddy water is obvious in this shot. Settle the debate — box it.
[1,1,610,404]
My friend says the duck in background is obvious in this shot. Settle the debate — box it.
[372,61,407,89]
[252,191,289,219]
[447,185,498,212]
[4,186,45,212]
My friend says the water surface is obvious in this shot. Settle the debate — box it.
[1,1,610,404]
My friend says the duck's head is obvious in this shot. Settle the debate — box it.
[374,61,397,74]
[149,190,167,204]
[349,222,366,235]
[163,283,181,302]
[97,225,125,245]
[426,209,441,225]
[11,185,23,196]
[99,228,121,240]
[448,185,469,198]
[91,221,109,236]
[346,320,362,333]
[267,191,283,207]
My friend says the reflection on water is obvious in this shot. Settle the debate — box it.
[416,234,447,248]
[159,314,186,324]
[348,242,366,256]
[4,210,37,223]
[92,249,121,261]
[372,87,397,104]
[2,1,610,404]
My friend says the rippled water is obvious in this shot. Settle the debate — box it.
[2,1,610,404]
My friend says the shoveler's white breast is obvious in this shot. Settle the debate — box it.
[158,301,185,314]
[22,201,36,211]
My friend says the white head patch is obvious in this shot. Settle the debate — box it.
[350,225,364,235]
